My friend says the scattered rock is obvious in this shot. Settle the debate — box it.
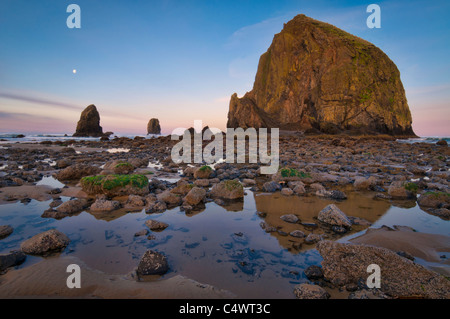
[194,166,213,179]
[304,233,323,244]
[0,225,13,240]
[183,187,206,206]
[280,214,299,224]
[388,181,416,199]
[0,251,26,271]
[145,219,169,231]
[289,230,305,238]
[293,283,330,299]
[134,229,149,237]
[211,180,244,200]
[317,204,352,228]
[317,240,450,299]
[262,181,281,193]
[304,265,324,280]
[281,188,294,196]
[56,164,102,181]
[137,250,169,276]
[90,199,121,212]
[20,229,70,255]
[56,199,89,215]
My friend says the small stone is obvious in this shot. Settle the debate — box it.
[134,229,149,237]
[304,265,324,280]
[20,229,70,255]
[305,233,323,244]
[280,214,299,224]
[137,250,169,276]
[145,219,169,231]
[0,225,14,240]
[293,283,330,299]
[317,204,352,228]
[289,230,305,238]
[281,188,294,196]
[0,251,26,271]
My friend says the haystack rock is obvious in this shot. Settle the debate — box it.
[73,104,103,137]
[147,118,161,135]
[227,14,416,136]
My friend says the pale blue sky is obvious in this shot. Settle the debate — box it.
[0,0,449,135]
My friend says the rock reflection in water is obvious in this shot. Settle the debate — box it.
[254,190,391,251]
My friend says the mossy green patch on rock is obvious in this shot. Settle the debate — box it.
[81,174,149,197]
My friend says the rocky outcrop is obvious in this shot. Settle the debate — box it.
[227,14,416,136]
[73,104,103,137]
[147,118,161,135]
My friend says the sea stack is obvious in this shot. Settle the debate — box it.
[73,104,103,137]
[227,14,416,136]
[147,118,161,135]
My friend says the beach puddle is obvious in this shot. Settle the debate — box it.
[0,188,448,298]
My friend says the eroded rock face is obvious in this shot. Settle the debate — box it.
[73,104,103,137]
[227,14,416,136]
[147,118,161,135]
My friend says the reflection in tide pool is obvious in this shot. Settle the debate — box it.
[0,188,448,298]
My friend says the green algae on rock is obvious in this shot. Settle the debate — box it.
[80,174,149,197]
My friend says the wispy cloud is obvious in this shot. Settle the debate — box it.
[0,91,82,111]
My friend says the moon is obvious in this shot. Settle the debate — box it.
[72,69,77,74]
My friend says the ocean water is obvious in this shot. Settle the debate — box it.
[396,136,450,144]
[0,133,162,144]
[0,133,448,144]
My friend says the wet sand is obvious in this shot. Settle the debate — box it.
[350,226,450,276]
[0,255,234,299]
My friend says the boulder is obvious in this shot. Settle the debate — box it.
[0,251,26,271]
[90,199,121,212]
[317,240,450,298]
[293,283,330,299]
[0,225,13,240]
[56,164,101,181]
[124,195,147,210]
[56,199,89,215]
[387,181,416,199]
[145,219,169,231]
[262,181,281,193]
[147,118,161,135]
[73,104,103,137]
[157,190,182,206]
[211,180,244,200]
[317,204,352,228]
[417,192,450,209]
[80,174,149,197]
[194,166,213,179]
[183,187,206,206]
[20,229,70,255]
[280,214,299,224]
[137,250,169,276]
[281,188,294,196]
[304,265,324,280]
